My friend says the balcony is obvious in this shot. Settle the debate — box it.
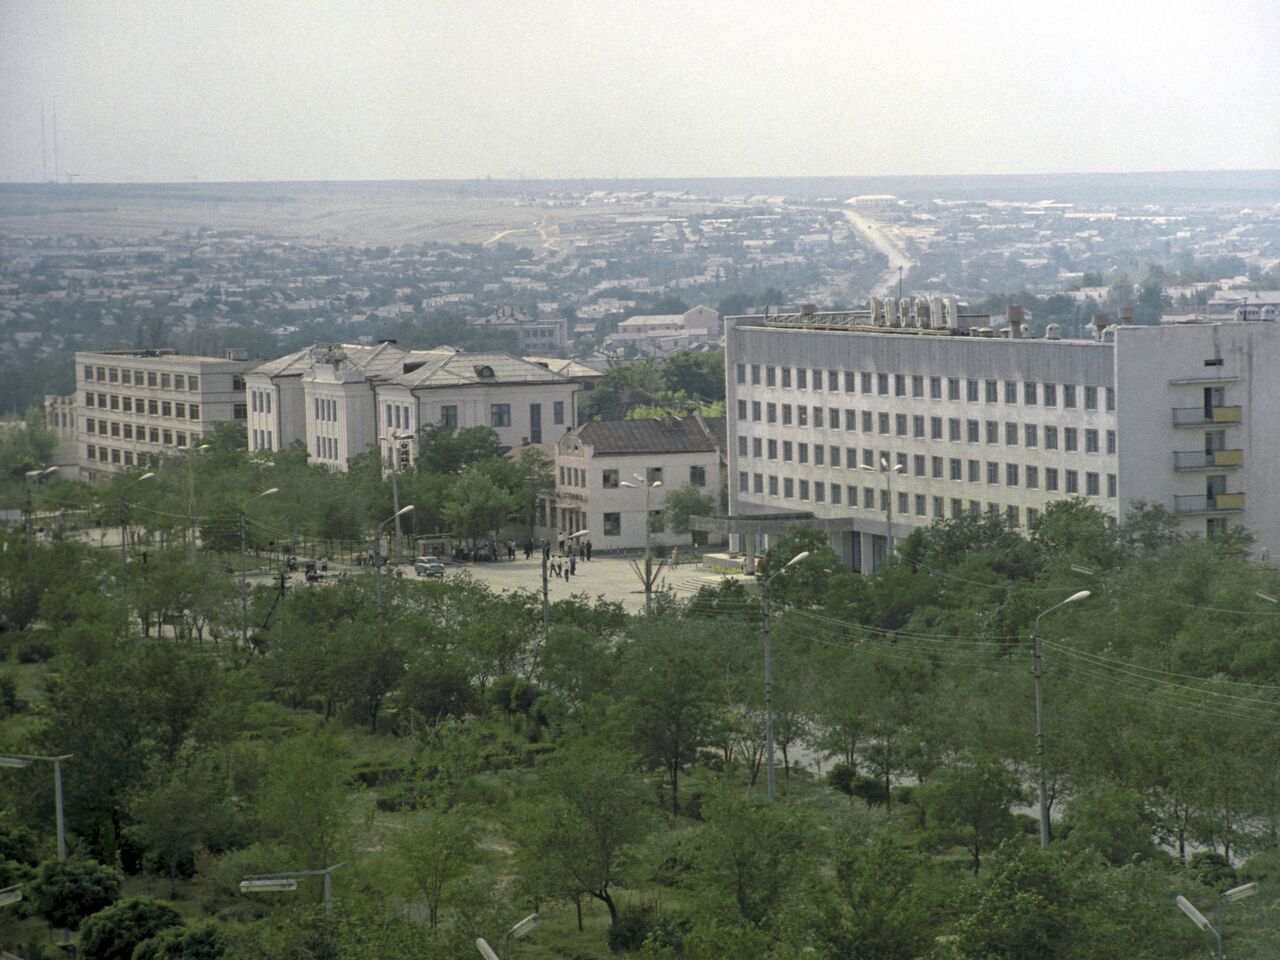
[1173,449,1244,471]
[1174,493,1245,515]
[1172,406,1242,427]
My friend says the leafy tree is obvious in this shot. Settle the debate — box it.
[390,804,477,928]
[757,528,842,607]
[398,653,478,728]
[256,731,354,870]
[414,424,504,475]
[917,761,1023,873]
[78,896,182,960]
[132,921,226,960]
[663,482,715,536]
[30,857,122,930]
[516,741,651,925]
[443,467,516,541]
[580,362,665,421]
[1063,786,1157,866]
[661,351,725,404]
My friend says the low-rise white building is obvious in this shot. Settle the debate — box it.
[245,341,579,471]
[603,305,721,356]
[73,349,256,480]
[468,306,569,353]
[543,414,725,552]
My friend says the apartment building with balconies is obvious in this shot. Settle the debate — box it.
[720,300,1278,571]
[73,349,256,480]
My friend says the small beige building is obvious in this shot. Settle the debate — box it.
[542,414,725,552]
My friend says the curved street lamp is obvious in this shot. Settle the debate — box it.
[761,550,809,800]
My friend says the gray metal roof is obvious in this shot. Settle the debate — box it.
[574,415,724,456]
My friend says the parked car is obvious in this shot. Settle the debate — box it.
[414,557,446,578]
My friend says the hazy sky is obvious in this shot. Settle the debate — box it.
[2,0,1277,183]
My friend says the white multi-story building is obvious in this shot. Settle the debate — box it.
[73,349,255,480]
[603,305,721,356]
[468,306,569,354]
[720,300,1279,572]
[245,341,579,471]
[543,415,725,552]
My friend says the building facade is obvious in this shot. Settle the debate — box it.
[721,302,1278,571]
[245,341,579,471]
[542,415,725,552]
[468,306,569,353]
[73,349,255,480]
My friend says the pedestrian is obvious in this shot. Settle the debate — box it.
[563,562,570,583]
[525,539,533,560]
[570,553,577,576]
[507,538,515,560]
[585,539,593,561]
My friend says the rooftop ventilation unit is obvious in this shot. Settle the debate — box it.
[474,364,495,379]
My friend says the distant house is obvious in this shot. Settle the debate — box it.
[541,414,726,552]
[468,305,569,353]
[602,305,721,356]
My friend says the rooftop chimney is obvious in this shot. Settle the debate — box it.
[1118,307,1134,325]
[1092,313,1111,340]
[1006,305,1025,339]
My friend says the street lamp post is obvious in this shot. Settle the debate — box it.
[375,505,415,616]
[0,754,72,858]
[186,444,210,564]
[620,475,663,614]
[1031,589,1091,847]
[760,551,810,801]
[1174,883,1258,960]
[22,467,58,552]
[115,471,156,570]
[859,459,903,570]
[380,433,415,564]
[240,487,279,645]
[241,863,345,914]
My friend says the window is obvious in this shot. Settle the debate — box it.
[1085,429,1099,453]
[109,395,119,411]
[894,374,906,397]
[753,437,763,457]
[736,399,747,421]
[931,416,943,439]
[603,513,621,536]
[187,376,198,391]
[813,369,823,392]
[949,418,961,441]
[815,481,825,502]
[161,401,171,417]
[754,473,763,493]
[753,401,763,422]
[1064,428,1078,452]
[948,377,961,401]
[123,424,132,439]
[491,404,511,427]
[440,405,458,429]
[846,446,857,467]
[986,421,999,444]
[830,445,840,466]
[1005,381,1017,404]
[783,367,792,388]
[108,367,119,383]
[1045,426,1059,450]
[967,379,980,402]
[783,441,793,462]
[83,365,93,380]
[739,471,749,492]
[844,371,855,392]
[798,443,808,464]
[799,480,810,501]
[738,436,748,457]
[814,445,824,466]
[797,369,807,389]
[930,376,942,399]
[877,373,888,395]
[1026,465,1039,488]
[797,406,808,427]
[146,371,157,387]
[829,407,839,427]
[769,475,779,496]
[1107,473,1117,498]
[174,374,185,390]
[915,494,927,516]
[1005,422,1018,445]
[1043,383,1057,407]
[1024,381,1037,405]
[766,366,776,387]
[1063,384,1077,408]
[912,375,924,398]
[768,439,778,459]
[843,409,855,431]
[233,403,247,420]
[1025,424,1038,447]
[914,454,926,476]
[1086,472,1100,496]
[646,467,662,484]
[784,478,794,498]
[829,370,839,391]
[1105,387,1115,411]
[862,410,873,432]
[1006,463,1019,487]
[1106,430,1116,454]
[968,419,980,443]
[913,415,925,438]
[1084,386,1098,410]
[878,412,890,435]
[751,364,761,385]
[895,414,908,437]
[781,404,791,425]
[987,462,999,485]
[736,363,746,383]
[813,407,823,428]
[968,459,980,482]
[1065,469,1079,493]
[553,400,565,425]
[950,457,962,481]
[898,491,909,514]
[162,429,173,445]
[846,485,857,506]
[985,379,999,403]
[831,483,841,504]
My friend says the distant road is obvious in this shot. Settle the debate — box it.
[842,208,914,298]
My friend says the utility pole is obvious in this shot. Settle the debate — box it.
[541,539,550,629]
[759,551,809,801]
[240,487,279,645]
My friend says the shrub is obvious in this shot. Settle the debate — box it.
[827,763,855,795]
[78,897,181,960]
[607,908,656,953]
[850,775,890,807]
[30,856,122,930]
[1187,851,1237,889]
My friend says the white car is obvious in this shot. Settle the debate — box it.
[414,557,446,578]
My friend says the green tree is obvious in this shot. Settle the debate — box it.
[390,805,478,929]
[132,921,226,960]
[443,467,516,542]
[414,424,504,475]
[917,761,1023,873]
[78,896,182,960]
[516,741,652,925]
[31,857,122,931]
[1063,786,1157,866]
[663,482,715,536]
[256,731,354,870]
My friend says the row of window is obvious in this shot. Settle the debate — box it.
[599,510,665,537]
[251,390,274,415]
[85,419,201,446]
[85,428,199,462]
[558,466,707,489]
[736,469,1114,514]
[376,400,568,436]
[735,363,1114,411]
[84,393,203,420]
[315,436,340,461]
[316,397,340,423]
[83,365,203,391]
[737,432,1113,473]
[738,461,1116,498]
[251,428,274,451]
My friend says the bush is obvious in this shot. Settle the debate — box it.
[850,775,890,807]
[16,635,55,664]
[1187,851,1237,889]
[31,856,122,930]
[0,669,21,717]
[132,920,226,960]
[607,908,656,953]
[78,897,181,960]
[1238,850,1280,884]
[827,763,855,795]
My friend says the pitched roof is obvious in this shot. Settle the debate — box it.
[574,415,723,456]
